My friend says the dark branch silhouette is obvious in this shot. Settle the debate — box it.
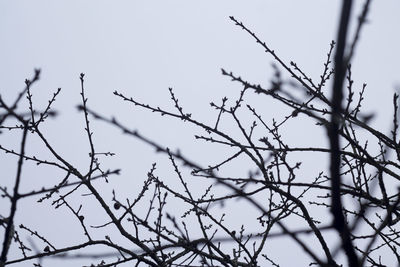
[3,1,400,266]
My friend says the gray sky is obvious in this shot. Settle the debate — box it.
[1,1,400,266]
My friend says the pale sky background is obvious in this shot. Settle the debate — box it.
[1,1,400,266]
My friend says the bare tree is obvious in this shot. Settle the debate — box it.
[1,1,399,266]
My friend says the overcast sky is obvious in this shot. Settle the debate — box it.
[1,1,400,266]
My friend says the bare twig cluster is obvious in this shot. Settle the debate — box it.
[1,1,399,266]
